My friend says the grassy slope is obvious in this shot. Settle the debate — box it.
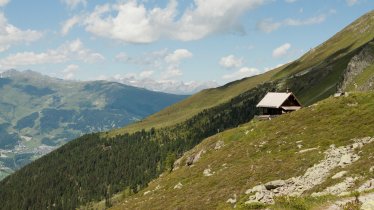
[108,92,374,210]
[109,10,374,136]
[109,68,282,135]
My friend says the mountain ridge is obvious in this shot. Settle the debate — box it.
[0,70,187,180]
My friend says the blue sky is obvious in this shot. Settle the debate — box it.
[0,0,373,93]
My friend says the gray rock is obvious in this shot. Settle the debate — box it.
[173,182,183,189]
[243,137,374,205]
[214,140,225,150]
[265,180,286,190]
[358,179,374,192]
[186,156,194,166]
[203,168,214,177]
[226,194,237,204]
[246,184,266,194]
[186,149,205,166]
[332,171,347,179]
[313,177,358,196]
[339,154,357,167]
[339,43,374,92]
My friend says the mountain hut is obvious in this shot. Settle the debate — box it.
[256,92,302,117]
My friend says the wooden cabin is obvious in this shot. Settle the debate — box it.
[256,92,302,117]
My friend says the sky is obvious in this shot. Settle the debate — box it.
[0,0,373,94]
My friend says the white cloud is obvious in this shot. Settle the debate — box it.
[139,70,154,78]
[272,43,291,58]
[61,16,81,35]
[61,0,87,9]
[62,64,79,80]
[285,0,297,3]
[0,13,42,52]
[63,0,266,43]
[222,67,259,80]
[256,19,282,33]
[98,73,218,94]
[0,0,9,7]
[346,0,358,6]
[165,49,193,64]
[0,39,104,69]
[163,66,183,79]
[116,48,192,80]
[163,49,192,79]
[283,15,326,26]
[116,49,168,66]
[257,14,326,33]
[219,55,243,69]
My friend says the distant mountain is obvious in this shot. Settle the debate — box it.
[104,75,219,95]
[0,10,373,210]
[0,69,187,179]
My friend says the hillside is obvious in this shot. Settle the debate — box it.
[110,10,374,135]
[0,10,373,210]
[0,70,186,180]
[108,92,374,210]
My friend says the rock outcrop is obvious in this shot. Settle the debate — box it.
[186,150,205,166]
[339,42,374,91]
[243,137,374,204]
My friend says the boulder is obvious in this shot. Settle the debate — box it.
[203,168,214,177]
[226,194,237,204]
[214,140,225,150]
[186,150,205,166]
[186,156,194,166]
[245,184,266,194]
[264,180,286,190]
[358,179,374,192]
[173,182,183,189]
[332,171,347,179]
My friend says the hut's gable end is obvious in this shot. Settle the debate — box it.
[281,95,301,107]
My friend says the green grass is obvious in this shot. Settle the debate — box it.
[106,92,374,210]
[271,195,336,210]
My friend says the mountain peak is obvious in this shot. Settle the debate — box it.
[1,69,44,78]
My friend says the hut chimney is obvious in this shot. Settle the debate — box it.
[286,87,290,93]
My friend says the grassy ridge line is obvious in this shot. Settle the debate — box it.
[274,10,374,79]
[110,92,374,210]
